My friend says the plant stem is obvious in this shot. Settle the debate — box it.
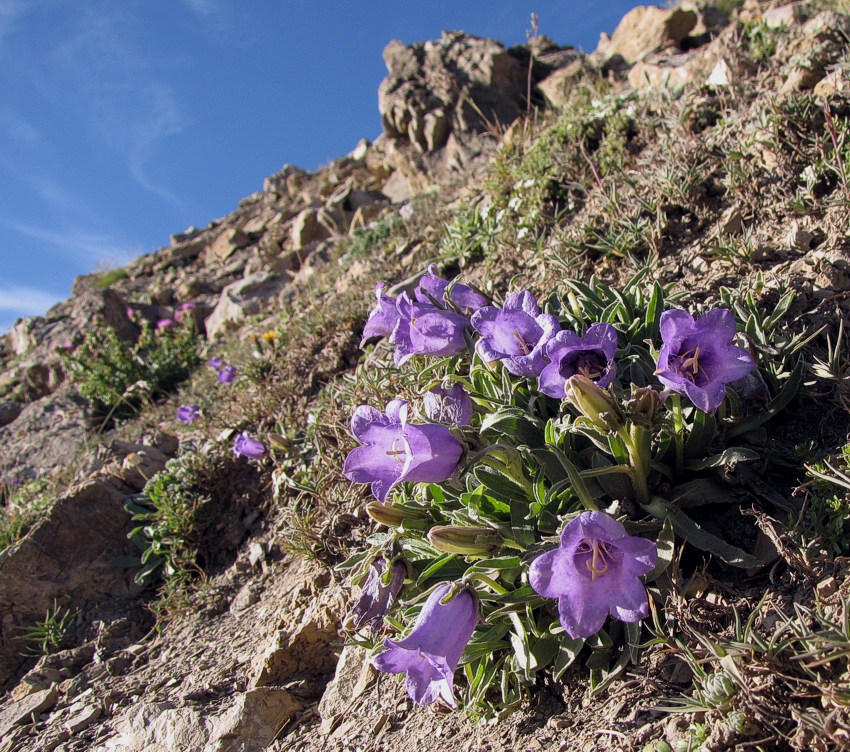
[672,393,684,477]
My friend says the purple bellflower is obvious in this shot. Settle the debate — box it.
[176,405,200,424]
[655,309,755,413]
[156,318,174,330]
[233,432,266,459]
[414,264,488,315]
[470,290,560,377]
[390,293,468,366]
[538,323,618,399]
[347,558,407,633]
[219,365,238,384]
[529,511,657,639]
[423,384,473,426]
[372,583,477,707]
[361,281,401,347]
[343,400,464,502]
[208,358,224,370]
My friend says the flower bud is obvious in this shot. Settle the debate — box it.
[366,501,418,528]
[629,386,663,423]
[564,375,624,433]
[427,525,503,555]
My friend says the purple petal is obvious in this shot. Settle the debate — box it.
[350,405,389,440]
[659,309,694,345]
[402,424,463,484]
[504,290,539,316]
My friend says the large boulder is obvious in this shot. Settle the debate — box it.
[595,6,698,65]
[0,479,137,687]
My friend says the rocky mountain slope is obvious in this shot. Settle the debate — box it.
[2,1,850,750]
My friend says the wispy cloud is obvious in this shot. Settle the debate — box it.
[0,108,38,146]
[3,220,138,267]
[47,5,190,209]
[0,285,62,315]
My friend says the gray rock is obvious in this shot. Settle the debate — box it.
[0,386,89,486]
[0,401,21,427]
[290,208,332,249]
[0,479,136,686]
[205,273,288,339]
[595,6,697,64]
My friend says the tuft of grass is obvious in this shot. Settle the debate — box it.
[93,267,129,289]
[19,601,77,656]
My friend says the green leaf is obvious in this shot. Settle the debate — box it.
[684,408,716,459]
[684,447,760,472]
[643,497,757,568]
[645,516,675,582]
[552,636,585,680]
[668,478,740,508]
[480,406,545,446]
[726,359,804,438]
[415,553,458,586]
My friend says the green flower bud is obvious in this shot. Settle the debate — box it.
[366,502,415,528]
[564,375,624,433]
[427,525,504,555]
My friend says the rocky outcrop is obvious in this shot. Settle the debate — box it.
[0,480,137,686]
[594,5,698,65]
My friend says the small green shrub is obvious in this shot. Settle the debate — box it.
[799,443,850,556]
[0,478,51,552]
[125,451,210,594]
[63,318,202,418]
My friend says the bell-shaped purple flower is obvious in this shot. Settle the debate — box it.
[423,384,473,426]
[233,432,266,459]
[529,511,657,639]
[156,318,174,331]
[361,281,401,347]
[414,264,488,315]
[343,400,464,502]
[176,405,200,424]
[372,583,477,707]
[208,358,224,370]
[347,558,407,633]
[538,323,618,399]
[219,365,238,384]
[390,293,468,367]
[655,309,755,413]
[470,290,560,377]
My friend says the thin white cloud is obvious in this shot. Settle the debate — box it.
[47,6,190,209]
[0,285,62,314]
[3,220,138,267]
[0,109,38,146]
[183,0,217,17]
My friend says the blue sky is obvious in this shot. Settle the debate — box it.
[0,0,647,332]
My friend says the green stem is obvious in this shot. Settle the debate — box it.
[672,393,684,477]
[616,426,650,506]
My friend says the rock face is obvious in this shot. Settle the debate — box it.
[0,386,90,486]
[379,33,527,152]
[595,6,698,64]
[205,273,288,339]
[0,480,137,686]
[375,32,535,191]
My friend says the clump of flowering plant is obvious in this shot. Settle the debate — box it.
[339,266,800,715]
